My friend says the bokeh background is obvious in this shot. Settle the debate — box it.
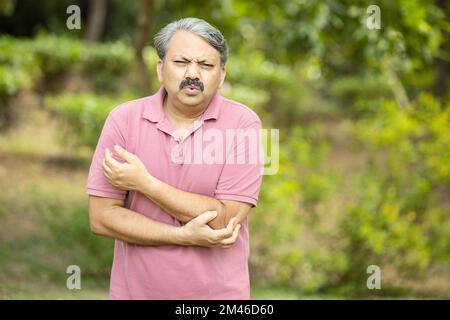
[0,0,449,299]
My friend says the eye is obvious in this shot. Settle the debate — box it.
[174,60,187,65]
[200,63,214,69]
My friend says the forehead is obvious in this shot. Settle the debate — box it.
[166,30,220,61]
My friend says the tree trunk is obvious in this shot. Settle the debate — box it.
[433,0,450,101]
[134,0,152,93]
[85,0,108,42]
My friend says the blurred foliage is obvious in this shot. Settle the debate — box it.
[0,33,135,88]
[0,34,139,128]
[46,93,123,149]
[251,125,343,293]
[335,93,450,293]
[45,202,114,279]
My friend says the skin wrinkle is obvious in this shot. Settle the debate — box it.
[156,30,226,121]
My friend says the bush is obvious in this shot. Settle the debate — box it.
[45,93,132,149]
[336,93,450,293]
[250,93,449,297]
[224,50,335,126]
[0,36,41,128]
[250,124,341,293]
[0,34,139,129]
[30,34,134,76]
[340,182,431,291]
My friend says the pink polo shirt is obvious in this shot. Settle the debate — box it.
[86,87,263,299]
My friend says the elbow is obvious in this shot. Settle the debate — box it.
[209,201,229,230]
[89,217,104,236]
[90,221,104,236]
[88,196,123,237]
[89,209,107,236]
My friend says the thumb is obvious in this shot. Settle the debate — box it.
[114,145,135,163]
[194,211,218,225]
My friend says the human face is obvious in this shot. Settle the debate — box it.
[157,30,226,108]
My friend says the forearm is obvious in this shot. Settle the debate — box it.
[140,176,227,229]
[92,205,188,246]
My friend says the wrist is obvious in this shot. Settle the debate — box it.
[140,173,160,196]
[176,225,193,246]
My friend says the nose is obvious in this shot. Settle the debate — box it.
[185,62,200,80]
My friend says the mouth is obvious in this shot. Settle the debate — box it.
[183,86,200,95]
[179,79,204,94]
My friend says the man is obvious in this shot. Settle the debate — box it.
[87,17,263,299]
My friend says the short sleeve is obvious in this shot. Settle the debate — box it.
[86,111,128,200]
[214,120,264,207]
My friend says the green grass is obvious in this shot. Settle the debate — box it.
[0,281,108,300]
[0,281,328,300]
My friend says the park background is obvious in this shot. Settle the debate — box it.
[0,0,449,299]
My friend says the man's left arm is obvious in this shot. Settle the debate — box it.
[142,175,252,230]
[103,145,253,230]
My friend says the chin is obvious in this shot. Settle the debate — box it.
[178,93,204,106]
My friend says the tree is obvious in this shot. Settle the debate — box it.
[85,0,108,42]
[134,0,152,93]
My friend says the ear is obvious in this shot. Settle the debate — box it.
[156,59,164,83]
[218,67,226,88]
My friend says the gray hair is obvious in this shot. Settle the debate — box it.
[154,17,229,67]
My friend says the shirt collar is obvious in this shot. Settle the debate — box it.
[142,87,222,123]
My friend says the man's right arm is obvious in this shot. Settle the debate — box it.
[88,195,240,248]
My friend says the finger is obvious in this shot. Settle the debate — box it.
[227,217,237,229]
[194,211,218,225]
[220,217,237,235]
[114,145,135,163]
[102,159,113,174]
[215,220,236,239]
[105,148,122,168]
[213,217,236,239]
[220,239,237,249]
[220,224,241,245]
[102,167,113,182]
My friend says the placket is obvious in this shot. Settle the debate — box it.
[158,118,205,165]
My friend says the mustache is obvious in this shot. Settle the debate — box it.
[179,79,204,92]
